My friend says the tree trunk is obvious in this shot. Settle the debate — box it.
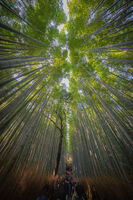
[54,117,63,176]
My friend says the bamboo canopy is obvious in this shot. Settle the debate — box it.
[0,0,133,195]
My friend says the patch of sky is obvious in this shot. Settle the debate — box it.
[66,49,71,63]
[56,1,71,63]
[105,11,112,20]
[49,21,56,27]
[57,0,69,33]
[57,24,68,35]
[38,63,43,68]
[13,0,26,17]
[2,16,14,25]
[126,5,133,18]
[127,12,133,21]
[54,8,70,65]
[52,38,59,46]
[82,56,88,64]
[123,65,130,71]
[85,56,88,63]
[66,118,69,139]
[88,11,96,24]
[78,90,84,95]
[58,24,65,32]
[61,46,67,51]
[92,70,100,80]
[30,80,35,85]
[62,69,65,73]
[68,106,72,114]
[26,65,32,70]
[95,73,100,79]
[62,0,69,21]
[101,58,107,63]
[127,74,133,81]
[31,0,36,7]
[13,73,23,82]
[109,66,114,72]
[60,77,69,92]
[90,35,95,39]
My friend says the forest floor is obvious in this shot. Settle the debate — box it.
[36,164,89,200]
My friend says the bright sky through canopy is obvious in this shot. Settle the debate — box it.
[60,77,69,92]
[62,0,69,21]
[57,0,69,32]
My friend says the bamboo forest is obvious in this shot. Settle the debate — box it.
[0,0,133,199]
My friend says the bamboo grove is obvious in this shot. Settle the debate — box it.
[0,0,133,192]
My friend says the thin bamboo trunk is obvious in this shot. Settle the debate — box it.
[54,117,63,176]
